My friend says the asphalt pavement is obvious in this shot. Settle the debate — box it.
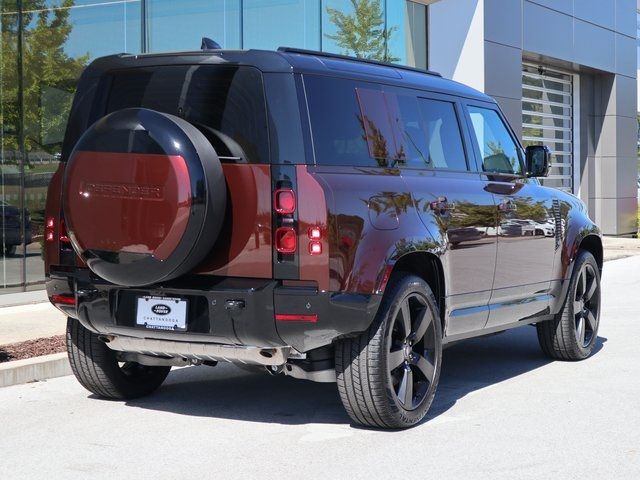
[0,256,639,479]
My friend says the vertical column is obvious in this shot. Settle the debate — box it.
[428,0,485,92]
[482,0,523,138]
[592,72,638,235]
[17,0,26,290]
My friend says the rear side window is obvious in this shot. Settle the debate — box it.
[304,75,375,167]
[106,65,269,164]
[304,75,468,171]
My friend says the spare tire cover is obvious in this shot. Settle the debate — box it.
[63,108,226,287]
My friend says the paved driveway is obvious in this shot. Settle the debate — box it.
[1,257,639,479]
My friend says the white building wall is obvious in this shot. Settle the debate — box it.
[427,0,484,92]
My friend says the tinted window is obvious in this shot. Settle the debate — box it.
[356,88,405,161]
[415,99,467,170]
[304,75,378,167]
[305,75,470,171]
[467,106,522,175]
[106,65,269,163]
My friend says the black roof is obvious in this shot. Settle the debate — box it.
[85,48,493,103]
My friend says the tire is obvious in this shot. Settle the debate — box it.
[4,245,16,257]
[335,273,442,429]
[537,250,601,361]
[66,317,171,399]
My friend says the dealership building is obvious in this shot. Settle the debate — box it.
[0,0,638,293]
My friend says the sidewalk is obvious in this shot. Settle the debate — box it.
[0,302,66,345]
[0,298,69,387]
[602,236,640,262]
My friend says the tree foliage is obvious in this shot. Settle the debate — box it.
[325,0,399,63]
[1,0,88,157]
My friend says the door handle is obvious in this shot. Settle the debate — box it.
[498,199,517,212]
[429,196,455,213]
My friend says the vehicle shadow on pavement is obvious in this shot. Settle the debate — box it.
[122,326,606,427]
[428,327,606,421]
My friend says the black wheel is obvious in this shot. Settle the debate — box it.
[66,317,170,399]
[335,274,442,429]
[4,245,16,256]
[537,250,601,360]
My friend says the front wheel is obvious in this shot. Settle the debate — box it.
[66,317,171,399]
[537,250,601,360]
[335,274,442,429]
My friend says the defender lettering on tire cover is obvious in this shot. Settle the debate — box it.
[63,108,226,286]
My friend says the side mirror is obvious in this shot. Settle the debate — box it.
[525,145,550,178]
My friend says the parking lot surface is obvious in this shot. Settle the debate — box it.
[1,256,639,480]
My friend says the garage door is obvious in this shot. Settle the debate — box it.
[522,64,574,193]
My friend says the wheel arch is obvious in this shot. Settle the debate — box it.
[388,251,446,333]
[579,234,603,272]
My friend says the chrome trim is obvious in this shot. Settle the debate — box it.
[104,336,291,366]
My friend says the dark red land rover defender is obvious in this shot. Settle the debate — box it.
[45,47,602,429]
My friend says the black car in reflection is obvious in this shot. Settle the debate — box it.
[0,200,32,256]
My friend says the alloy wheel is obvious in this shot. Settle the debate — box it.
[387,293,438,411]
[573,263,599,348]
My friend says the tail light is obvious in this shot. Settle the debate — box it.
[273,184,297,254]
[45,216,70,243]
[274,189,296,214]
[307,226,322,255]
[45,217,55,242]
[275,227,297,253]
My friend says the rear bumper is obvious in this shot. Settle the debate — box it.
[47,267,381,354]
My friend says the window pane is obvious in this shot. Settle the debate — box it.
[305,75,379,167]
[356,88,404,161]
[0,1,142,292]
[243,0,320,50]
[148,0,240,52]
[417,99,467,170]
[467,106,522,175]
[0,4,24,290]
[106,65,269,164]
[323,0,427,68]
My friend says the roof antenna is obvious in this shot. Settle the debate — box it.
[201,37,222,50]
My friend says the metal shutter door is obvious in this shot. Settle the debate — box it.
[522,64,574,193]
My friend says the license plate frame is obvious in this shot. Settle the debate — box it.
[135,295,188,331]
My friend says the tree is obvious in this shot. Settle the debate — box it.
[325,0,399,63]
[1,0,89,158]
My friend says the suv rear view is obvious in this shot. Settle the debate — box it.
[46,47,603,429]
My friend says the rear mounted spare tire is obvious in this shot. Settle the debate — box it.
[63,108,226,287]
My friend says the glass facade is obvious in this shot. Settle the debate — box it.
[0,0,427,294]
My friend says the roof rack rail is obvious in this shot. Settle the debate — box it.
[277,46,442,78]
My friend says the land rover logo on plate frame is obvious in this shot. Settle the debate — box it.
[151,304,171,315]
[136,296,187,331]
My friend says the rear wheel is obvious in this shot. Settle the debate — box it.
[335,274,442,429]
[66,317,170,399]
[537,250,601,360]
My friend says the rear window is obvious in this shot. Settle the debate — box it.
[106,65,269,164]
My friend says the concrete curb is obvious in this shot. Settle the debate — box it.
[0,352,71,388]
